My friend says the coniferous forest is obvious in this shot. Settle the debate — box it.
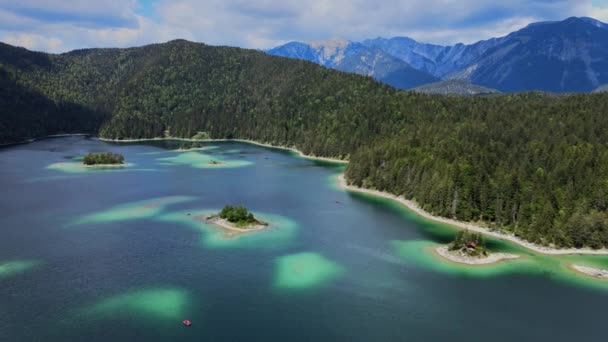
[2,40,608,248]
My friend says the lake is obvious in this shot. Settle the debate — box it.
[1,136,607,341]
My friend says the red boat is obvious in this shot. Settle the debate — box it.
[182,320,192,326]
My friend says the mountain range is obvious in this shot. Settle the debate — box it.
[267,17,608,93]
[266,38,438,90]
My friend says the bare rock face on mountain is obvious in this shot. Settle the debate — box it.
[267,37,438,90]
[271,17,608,93]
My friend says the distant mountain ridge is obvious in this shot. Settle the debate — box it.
[267,37,438,90]
[594,84,608,92]
[268,17,608,93]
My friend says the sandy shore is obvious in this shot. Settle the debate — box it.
[337,174,608,256]
[82,163,129,168]
[570,265,608,279]
[98,137,348,164]
[434,246,519,265]
[199,215,269,233]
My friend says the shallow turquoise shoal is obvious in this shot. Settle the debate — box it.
[273,252,345,290]
[83,288,191,322]
[156,209,298,249]
[0,260,41,279]
[74,196,197,225]
[157,152,252,169]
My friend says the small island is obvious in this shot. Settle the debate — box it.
[83,152,125,166]
[435,229,519,265]
[207,160,226,166]
[203,205,269,232]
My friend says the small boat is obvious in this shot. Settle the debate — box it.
[182,319,192,326]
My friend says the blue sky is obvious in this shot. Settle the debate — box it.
[0,0,606,53]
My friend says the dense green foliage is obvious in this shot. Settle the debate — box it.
[345,93,608,248]
[83,152,124,165]
[449,230,486,256]
[219,205,263,227]
[0,66,106,145]
[2,40,608,247]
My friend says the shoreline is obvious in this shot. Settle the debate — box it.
[433,246,519,265]
[337,174,608,256]
[98,137,349,164]
[570,265,608,280]
[0,133,91,148]
[199,215,269,233]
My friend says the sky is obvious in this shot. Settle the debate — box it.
[0,0,606,53]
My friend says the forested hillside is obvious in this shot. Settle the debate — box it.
[0,67,106,144]
[1,40,608,248]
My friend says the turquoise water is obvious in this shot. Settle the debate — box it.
[0,136,607,341]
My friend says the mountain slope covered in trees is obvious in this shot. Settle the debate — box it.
[1,40,608,248]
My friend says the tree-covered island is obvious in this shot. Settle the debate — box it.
[449,229,487,257]
[434,229,519,265]
[204,205,268,231]
[83,152,125,165]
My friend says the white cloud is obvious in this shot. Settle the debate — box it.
[2,32,64,52]
[0,0,601,52]
[153,0,591,48]
[0,0,140,28]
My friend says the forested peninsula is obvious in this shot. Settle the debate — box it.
[1,40,608,248]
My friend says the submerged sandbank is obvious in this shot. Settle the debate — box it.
[0,260,40,279]
[338,174,608,256]
[274,252,344,289]
[570,265,608,280]
[74,196,196,225]
[434,246,519,265]
[84,288,191,321]
[47,161,134,173]
[156,151,252,169]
